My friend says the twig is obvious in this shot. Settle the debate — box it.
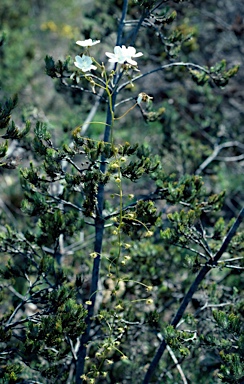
[60,80,107,98]
[218,256,243,263]
[175,244,208,260]
[104,193,163,221]
[200,9,232,31]
[8,285,27,301]
[224,265,244,270]
[195,141,244,175]
[199,301,232,312]
[117,62,210,93]
[67,336,77,360]
[62,73,109,90]
[115,96,136,108]
[142,207,244,383]
[216,154,244,162]
[166,344,188,384]
[6,301,26,327]
[46,194,84,213]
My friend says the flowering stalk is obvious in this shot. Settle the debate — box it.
[73,0,148,381]
[75,9,127,383]
[75,87,116,384]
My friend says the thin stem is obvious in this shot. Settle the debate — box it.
[114,102,137,120]
[6,300,26,327]
[115,96,135,108]
[60,80,108,100]
[75,38,119,384]
[142,207,244,383]
[74,2,131,370]
[218,256,244,263]
[75,107,113,384]
[224,265,244,270]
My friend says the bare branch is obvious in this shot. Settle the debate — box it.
[224,265,244,270]
[117,62,210,93]
[216,154,244,162]
[143,207,244,384]
[218,256,244,263]
[115,96,136,108]
[166,344,188,384]
[195,141,244,175]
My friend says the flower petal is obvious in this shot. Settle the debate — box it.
[127,58,138,66]
[127,46,136,56]
[134,52,143,58]
[76,39,100,47]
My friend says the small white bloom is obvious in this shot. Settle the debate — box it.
[105,45,143,66]
[76,39,100,47]
[137,94,143,105]
[74,55,97,72]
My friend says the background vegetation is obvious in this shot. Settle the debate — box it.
[0,1,243,383]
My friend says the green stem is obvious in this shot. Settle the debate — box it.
[75,3,129,381]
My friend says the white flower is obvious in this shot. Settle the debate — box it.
[74,55,97,72]
[76,39,100,47]
[105,45,143,66]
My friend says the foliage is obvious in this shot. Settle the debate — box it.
[0,1,243,384]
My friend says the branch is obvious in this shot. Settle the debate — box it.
[127,7,150,47]
[166,344,188,384]
[104,192,164,221]
[62,73,109,90]
[117,62,210,93]
[6,300,26,327]
[60,80,108,100]
[224,265,244,270]
[115,96,136,108]
[195,141,244,175]
[199,301,232,312]
[175,244,208,260]
[218,256,244,263]
[142,207,244,383]
[212,207,244,263]
[116,0,128,46]
[216,154,244,162]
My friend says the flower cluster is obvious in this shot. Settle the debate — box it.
[74,39,100,72]
[73,39,143,72]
